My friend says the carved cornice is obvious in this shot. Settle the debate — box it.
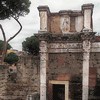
[82,3,94,10]
[38,6,50,15]
[49,34,82,42]
[82,3,94,15]
[35,33,83,42]
[35,33,51,41]
[59,10,82,16]
[35,32,96,42]
[80,32,96,41]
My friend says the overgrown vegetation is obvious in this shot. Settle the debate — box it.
[22,35,39,56]
[4,52,19,65]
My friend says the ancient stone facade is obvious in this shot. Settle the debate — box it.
[1,3,100,100]
[38,3,94,34]
[36,3,100,100]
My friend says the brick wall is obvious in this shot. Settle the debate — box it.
[50,14,61,34]
[0,52,100,99]
[47,53,83,100]
[47,52,100,100]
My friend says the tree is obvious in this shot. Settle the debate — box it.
[4,52,19,65]
[0,40,12,51]
[0,0,31,63]
[22,36,39,56]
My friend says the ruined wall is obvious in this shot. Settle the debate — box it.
[47,53,83,100]
[47,52,100,100]
[48,53,83,78]
[0,56,40,100]
[0,52,100,100]
[0,65,8,100]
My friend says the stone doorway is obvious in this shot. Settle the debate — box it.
[49,80,69,100]
[53,84,65,100]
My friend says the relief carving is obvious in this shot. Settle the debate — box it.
[60,16,70,33]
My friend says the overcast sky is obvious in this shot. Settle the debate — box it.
[0,0,100,51]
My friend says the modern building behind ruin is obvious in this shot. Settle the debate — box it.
[37,3,100,100]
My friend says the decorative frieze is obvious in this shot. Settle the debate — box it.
[48,42,100,53]
[49,43,82,49]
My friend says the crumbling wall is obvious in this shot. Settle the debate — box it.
[0,65,8,100]
[1,52,100,100]
[0,56,40,100]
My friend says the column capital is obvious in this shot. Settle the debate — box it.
[40,40,48,53]
[81,32,96,41]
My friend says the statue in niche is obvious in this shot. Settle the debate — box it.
[60,16,70,33]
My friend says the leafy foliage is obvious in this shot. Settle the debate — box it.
[0,40,12,51]
[4,52,19,64]
[0,0,31,20]
[22,36,39,56]
[0,0,31,63]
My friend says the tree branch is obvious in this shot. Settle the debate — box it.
[7,17,22,43]
[0,24,6,42]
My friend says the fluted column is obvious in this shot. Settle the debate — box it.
[40,40,48,100]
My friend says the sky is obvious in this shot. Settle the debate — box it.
[0,0,100,51]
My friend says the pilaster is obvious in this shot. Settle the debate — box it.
[82,3,94,32]
[38,6,50,32]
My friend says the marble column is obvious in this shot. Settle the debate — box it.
[82,39,91,100]
[40,41,48,100]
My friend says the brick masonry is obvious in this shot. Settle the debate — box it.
[0,52,100,99]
